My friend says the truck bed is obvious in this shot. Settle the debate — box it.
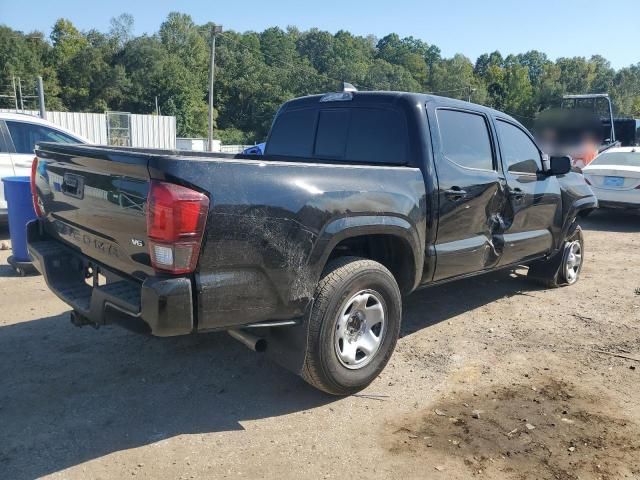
[31,142,426,333]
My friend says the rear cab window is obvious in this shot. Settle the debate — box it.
[266,105,408,165]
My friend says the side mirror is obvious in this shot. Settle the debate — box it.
[548,156,572,176]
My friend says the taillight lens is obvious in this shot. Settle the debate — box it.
[30,157,44,217]
[146,180,209,274]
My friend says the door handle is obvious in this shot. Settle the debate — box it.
[444,187,467,200]
[509,187,524,200]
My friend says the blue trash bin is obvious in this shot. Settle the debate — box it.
[2,176,37,264]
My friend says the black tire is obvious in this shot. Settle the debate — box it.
[527,225,584,288]
[301,257,402,395]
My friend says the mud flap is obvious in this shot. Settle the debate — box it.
[527,248,564,285]
[265,300,313,375]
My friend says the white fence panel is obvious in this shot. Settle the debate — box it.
[0,109,175,148]
[130,114,176,149]
[220,144,251,154]
[50,111,107,144]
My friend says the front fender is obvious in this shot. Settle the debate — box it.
[557,171,598,244]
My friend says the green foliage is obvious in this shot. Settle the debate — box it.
[2,14,639,141]
[215,127,252,145]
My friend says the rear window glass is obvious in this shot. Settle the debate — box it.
[590,151,640,167]
[266,108,316,157]
[346,109,407,163]
[266,106,408,164]
[436,109,494,170]
[315,109,350,158]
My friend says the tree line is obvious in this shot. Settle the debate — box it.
[1,12,639,143]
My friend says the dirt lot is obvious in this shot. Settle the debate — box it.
[1,209,639,480]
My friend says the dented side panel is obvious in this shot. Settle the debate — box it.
[148,157,427,331]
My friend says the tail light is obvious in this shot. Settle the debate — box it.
[30,157,44,217]
[146,180,209,274]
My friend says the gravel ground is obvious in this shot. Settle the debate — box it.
[0,209,638,480]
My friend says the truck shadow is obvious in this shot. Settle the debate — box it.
[1,269,537,479]
[401,269,537,337]
[579,208,640,233]
[0,317,331,479]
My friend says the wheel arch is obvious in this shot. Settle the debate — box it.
[311,215,423,294]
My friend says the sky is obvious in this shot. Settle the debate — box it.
[1,0,638,69]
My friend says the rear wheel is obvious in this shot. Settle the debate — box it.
[301,257,401,395]
[528,225,584,287]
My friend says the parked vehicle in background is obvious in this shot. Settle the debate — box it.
[0,113,87,222]
[534,94,620,170]
[610,118,640,147]
[583,147,640,210]
[28,89,596,395]
[242,142,265,155]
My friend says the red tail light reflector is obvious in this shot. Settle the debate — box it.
[30,157,44,217]
[146,180,209,274]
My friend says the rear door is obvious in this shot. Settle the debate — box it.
[494,119,561,266]
[429,107,508,281]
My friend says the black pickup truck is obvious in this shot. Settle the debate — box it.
[28,90,597,395]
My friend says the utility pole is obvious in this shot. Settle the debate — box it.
[17,78,24,111]
[155,96,159,116]
[467,86,477,103]
[208,24,223,152]
[37,76,46,119]
[11,76,18,111]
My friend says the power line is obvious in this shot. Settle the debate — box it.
[426,86,470,94]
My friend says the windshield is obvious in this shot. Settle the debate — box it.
[590,151,640,167]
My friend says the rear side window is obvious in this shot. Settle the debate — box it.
[6,120,79,154]
[266,109,317,157]
[496,120,542,174]
[267,106,408,164]
[436,109,494,170]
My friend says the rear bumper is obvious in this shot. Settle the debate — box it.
[27,221,194,336]
[597,200,640,209]
[590,187,639,209]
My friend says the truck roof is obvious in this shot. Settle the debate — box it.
[280,90,521,125]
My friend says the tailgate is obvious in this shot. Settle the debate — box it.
[34,143,153,279]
